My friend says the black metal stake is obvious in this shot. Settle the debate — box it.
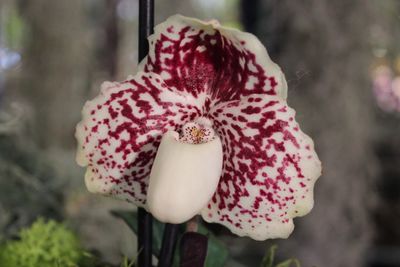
[158,224,180,267]
[137,208,153,267]
[138,1,154,267]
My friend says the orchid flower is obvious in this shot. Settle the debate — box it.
[76,15,322,241]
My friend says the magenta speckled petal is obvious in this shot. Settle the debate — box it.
[75,72,200,207]
[138,15,287,102]
[76,15,321,241]
[201,94,321,240]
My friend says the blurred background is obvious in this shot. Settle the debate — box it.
[0,0,399,266]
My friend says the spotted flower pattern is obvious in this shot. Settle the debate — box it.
[76,15,321,240]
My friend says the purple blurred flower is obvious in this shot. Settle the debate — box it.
[372,66,400,112]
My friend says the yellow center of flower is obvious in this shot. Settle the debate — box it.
[180,118,215,144]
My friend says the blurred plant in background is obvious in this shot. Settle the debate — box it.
[0,218,87,267]
[0,217,303,267]
[0,105,64,238]
[372,64,400,113]
[259,245,300,267]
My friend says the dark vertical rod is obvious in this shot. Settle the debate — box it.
[240,0,260,34]
[138,209,153,267]
[138,1,154,267]
[158,224,180,267]
[139,0,154,60]
[104,0,119,78]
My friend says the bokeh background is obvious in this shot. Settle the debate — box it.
[1,0,400,266]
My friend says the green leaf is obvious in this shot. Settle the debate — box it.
[120,256,136,267]
[259,245,301,267]
[110,210,165,257]
[275,259,301,267]
[171,236,181,267]
[198,224,229,267]
[260,245,277,267]
[0,218,87,267]
[111,211,229,267]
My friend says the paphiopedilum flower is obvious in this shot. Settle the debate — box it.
[76,15,321,240]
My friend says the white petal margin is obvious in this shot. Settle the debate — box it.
[147,131,223,224]
[138,14,288,99]
[216,22,288,100]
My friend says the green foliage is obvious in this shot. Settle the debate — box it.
[196,223,229,267]
[111,210,229,267]
[0,218,86,267]
[3,4,25,49]
[260,245,301,267]
[275,259,301,267]
[0,134,63,239]
[111,210,165,257]
[120,256,136,267]
[260,245,278,267]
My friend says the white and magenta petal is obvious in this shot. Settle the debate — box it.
[202,94,321,240]
[138,15,287,103]
[76,15,321,241]
[75,72,201,207]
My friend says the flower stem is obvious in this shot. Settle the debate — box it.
[158,223,180,267]
[137,0,154,267]
[186,216,199,232]
[179,232,208,267]
[180,217,208,267]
